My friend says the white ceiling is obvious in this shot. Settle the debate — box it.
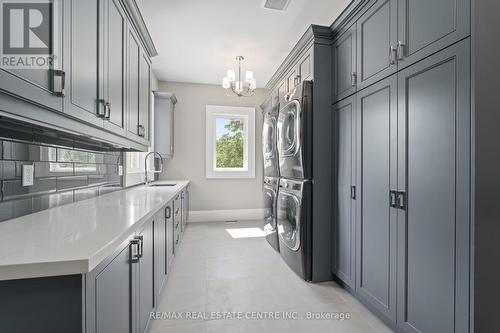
[137,0,351,88]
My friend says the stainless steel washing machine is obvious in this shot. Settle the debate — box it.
[276,178,312,280]
[263,176,280,251]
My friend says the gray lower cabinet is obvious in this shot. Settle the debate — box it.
[356,0,397,90]
[333,23,357,102]
[137,220,155,333]
[63,0,103,127]
[0,1,64,112]
[92,242,133,333]
[397,0,470,70]
[181,188,189,232]
[395,39,470,333]
[173,194,181,252]
[355,74,398,322]
[165,202,175,272]
[332,96,356,289]
[155,209,167,302]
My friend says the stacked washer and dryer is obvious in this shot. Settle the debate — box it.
[262,81,314,281]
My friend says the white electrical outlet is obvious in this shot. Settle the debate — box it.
[22,164,34,187]
[118,165,123,176]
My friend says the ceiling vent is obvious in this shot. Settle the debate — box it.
[262,0,291,11]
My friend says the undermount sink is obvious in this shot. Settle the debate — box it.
[148,183,177,187]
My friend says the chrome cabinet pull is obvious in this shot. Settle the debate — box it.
[51,69,65,97]
[97,99,106,118]
[397,191,406,210]
[165,206,171,219]
[351,72,357,86]
[397,41,406,60]
[350,186,356,200]
[104,102,111,120]
[135,235,144,258]
[390,45,397,64]
[389,190,398,208]
[138,124,145,137]
[130,239,140,263]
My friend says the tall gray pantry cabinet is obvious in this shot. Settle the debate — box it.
[331,0,500,332]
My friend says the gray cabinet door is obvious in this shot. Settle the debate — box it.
[63,0,103,127]
[286,67,297,94]
[0,1,64,112]
[127,29,140,138]
[165,203,174,272]
[181,188,189,231]
[277,80,287,107]
[173,194,181,253]
[396,39,470,333]
[102,0,126,136]
[356,0,397,90]
[298,48,313,84]
[355,75,397,322]
[137,220,155,333]
[397,0,470,69]
[332,96,356,289]
[155,209,167,299]
[94,243,132,333]
[333,23,357,102]
[138,52,151,142]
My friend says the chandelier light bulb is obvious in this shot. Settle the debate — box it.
[222,77,230,89]
[227,69,236,82]
[245,70,254,82]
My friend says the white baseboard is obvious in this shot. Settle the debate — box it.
[188,209,265,223]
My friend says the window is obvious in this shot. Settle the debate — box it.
[126,152,144,173]
[206,105,255,179]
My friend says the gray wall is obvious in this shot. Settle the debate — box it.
[157,81,268,211]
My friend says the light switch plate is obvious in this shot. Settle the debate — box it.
[22,164,34,187]
[118,165,123,176]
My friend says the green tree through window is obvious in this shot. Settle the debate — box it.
[216,118,244,168]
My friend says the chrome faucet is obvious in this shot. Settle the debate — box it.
[144,151,164,185]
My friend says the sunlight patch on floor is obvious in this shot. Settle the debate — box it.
[225,227,266,239]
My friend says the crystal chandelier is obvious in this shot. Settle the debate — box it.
[222,56,256,97]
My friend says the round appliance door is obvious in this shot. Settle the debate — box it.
[277,100,301,157]
[262,114,277,160]
[276,191,301,251]
[263,185,276,233]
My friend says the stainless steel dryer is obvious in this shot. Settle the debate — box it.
[262,95,280,178]
[263,176,279,251]
[277,81,313,180]
[276,178,312,280]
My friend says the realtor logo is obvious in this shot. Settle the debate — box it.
[1,1,57,69]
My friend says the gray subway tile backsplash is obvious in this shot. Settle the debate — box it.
[0,139,123,222]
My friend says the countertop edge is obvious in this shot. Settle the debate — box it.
[0,180,190,281]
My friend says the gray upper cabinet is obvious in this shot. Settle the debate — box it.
[396,39,470,333]
[397,0,470,69]
[127,28,151,145]
[297,47,313,84]
[127,28,141,139]
[137,220,155,333]
[154,92,177,159]
[332,96,356,289]
[356,0,397,90]
[138,52,151,142]
[286,67,297,94]
[355,75,397,322]
[277,80,287,106]
[333,24,357,102]
[102,0,127,136]
[63,0,103,127]
[0,1,64,112]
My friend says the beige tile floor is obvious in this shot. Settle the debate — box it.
[149,221,393,333]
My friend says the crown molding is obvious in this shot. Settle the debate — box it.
[153,91,177,104]
[121,0,158,58]
[265,25,333,90]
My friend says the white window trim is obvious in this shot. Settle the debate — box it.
[205,105,255,179]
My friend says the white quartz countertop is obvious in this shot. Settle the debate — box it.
[0,180,190,281]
